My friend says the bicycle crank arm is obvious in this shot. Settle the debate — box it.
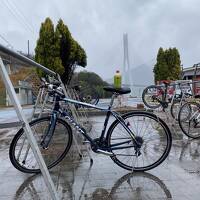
[95,149,114,156]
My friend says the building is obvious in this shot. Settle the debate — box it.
[182,65,200,95]
[6,80,33,106]
[0,52,39,106]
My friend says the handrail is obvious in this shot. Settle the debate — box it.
[0,43,56,76]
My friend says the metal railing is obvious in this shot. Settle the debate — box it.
[0,44,59,199]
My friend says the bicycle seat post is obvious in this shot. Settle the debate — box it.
[108,93,117,109]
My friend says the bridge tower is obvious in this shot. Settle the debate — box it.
[123,33,133,96]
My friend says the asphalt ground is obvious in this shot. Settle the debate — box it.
[1,114,200,199]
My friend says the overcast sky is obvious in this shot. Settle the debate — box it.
[1,0,200,80]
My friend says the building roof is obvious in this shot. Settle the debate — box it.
[182,65,200,77]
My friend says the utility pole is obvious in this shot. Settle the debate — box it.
[27,40,30,57]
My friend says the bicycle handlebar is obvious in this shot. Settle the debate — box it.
[39,77,65,98]
[40,77,61,88]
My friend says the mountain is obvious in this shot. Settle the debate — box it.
[130,63,154,86]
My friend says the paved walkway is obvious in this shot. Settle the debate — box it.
[1,115,200,199]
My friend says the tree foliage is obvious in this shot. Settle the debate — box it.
[35,18,87,84]
[71,70,111,98]
[153,47,181,83]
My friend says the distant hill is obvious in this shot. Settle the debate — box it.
[130,63,154,86]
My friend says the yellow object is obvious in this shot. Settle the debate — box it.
[114,70,121,88]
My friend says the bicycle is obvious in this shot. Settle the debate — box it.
[142,80,193,120]
[142,80,172,110]
[170,80,194,120]
[71,84,99,105]
[178,101,200,139]
[9,85,172,173]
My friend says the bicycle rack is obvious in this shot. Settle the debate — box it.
[0,44,91,200]
[0,43,94,199]
[29,72,93,160]
[0,44,59,199]
[29,79,86,158]
[57,77,93,161]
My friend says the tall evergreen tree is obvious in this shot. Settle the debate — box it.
[153,47,181,83]
[35,18,87,84]
[55,19,87,84]
[35,18,64,77]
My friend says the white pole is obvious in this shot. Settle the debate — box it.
[0,57,59,200]
[123,33,134,96]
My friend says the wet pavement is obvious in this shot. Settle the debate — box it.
[1,115,200,199]
[0,106,33,123]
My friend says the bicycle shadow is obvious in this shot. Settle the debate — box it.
[14,169,172,200]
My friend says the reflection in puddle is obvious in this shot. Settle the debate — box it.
[171,139,200,173]
[14,172,74,200]
[15,170,172,200]
[84,172,172,200]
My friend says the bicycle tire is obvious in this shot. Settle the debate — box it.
[9,116,73,173]
[107,111,172,171]
[178,102,200,139]
[142,85,164,109]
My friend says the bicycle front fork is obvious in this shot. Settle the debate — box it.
[40,113,57,149]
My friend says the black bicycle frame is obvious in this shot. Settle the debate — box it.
[48,93,139,151]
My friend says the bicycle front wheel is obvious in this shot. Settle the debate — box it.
[9,117,73,173]
[107,111,172,171]
[178,102,200,139]
[142,85,164,109]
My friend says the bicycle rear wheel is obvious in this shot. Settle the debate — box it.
[178,102,200,139]
[9,117,73,173]
[142,85,164,109]
[107,111,172,171]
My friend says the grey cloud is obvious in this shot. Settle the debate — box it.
[1,0,200,80]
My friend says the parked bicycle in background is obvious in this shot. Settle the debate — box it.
[142,80,194,120]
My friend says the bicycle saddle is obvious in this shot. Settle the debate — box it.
[103,86,131,95]
[162,80,170,85]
